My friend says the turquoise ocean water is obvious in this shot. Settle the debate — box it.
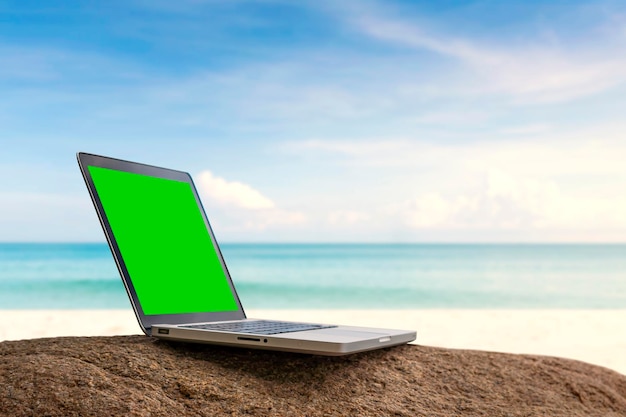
[1,243,625,309]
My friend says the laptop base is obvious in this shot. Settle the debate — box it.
[152,322,416,356]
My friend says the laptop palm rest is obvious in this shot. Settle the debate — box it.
[273,327,390,342]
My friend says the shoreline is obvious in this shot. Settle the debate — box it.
[2,309,625,375]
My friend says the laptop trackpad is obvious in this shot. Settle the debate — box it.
[291,326,389,343]
[319,329,387,337]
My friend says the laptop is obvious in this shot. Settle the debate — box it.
[77,152,416,355]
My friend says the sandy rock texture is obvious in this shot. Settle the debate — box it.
[1,335,625,416]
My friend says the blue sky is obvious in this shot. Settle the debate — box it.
[1,0,625,242]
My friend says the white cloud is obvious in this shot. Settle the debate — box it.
[292,123,626,176]
[243,209,307,230]
[295,139,410,160]
[342,4,626,103]
[498,124,552,136]
[396,193,465,229]
[194,170,306,237]
[328,210,371,225]
[287,129,626,241]
[196,170,275,210]
[396,169,626,234]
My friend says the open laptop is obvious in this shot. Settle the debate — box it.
[77,152,416,355]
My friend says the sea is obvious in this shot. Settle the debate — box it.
[1,243,625,310]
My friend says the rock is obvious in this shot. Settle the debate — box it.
[1,335,625,416]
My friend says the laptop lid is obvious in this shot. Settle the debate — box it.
[77,152,246,334]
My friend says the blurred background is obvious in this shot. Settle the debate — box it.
[1,0,625,310]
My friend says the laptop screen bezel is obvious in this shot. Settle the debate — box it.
[77,152,247,334]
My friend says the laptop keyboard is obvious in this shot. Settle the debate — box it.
[181,320,337,335]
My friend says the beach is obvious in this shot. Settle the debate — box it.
[2,309,625,376]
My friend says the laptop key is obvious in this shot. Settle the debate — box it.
[181,320,337,335]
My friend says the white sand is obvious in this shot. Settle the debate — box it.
[2,309,625,376]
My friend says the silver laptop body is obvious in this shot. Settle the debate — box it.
[77,152,416,355]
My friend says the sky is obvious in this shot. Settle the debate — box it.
[1,0,625,243]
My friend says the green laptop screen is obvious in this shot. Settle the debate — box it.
[88,165,238,315]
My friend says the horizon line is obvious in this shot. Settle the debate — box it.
[1,241,625,245]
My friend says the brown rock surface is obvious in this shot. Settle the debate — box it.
[1,335,625,416]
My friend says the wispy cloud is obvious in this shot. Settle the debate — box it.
[335,1,626,103]
[292,123,626,176]
[385,170,626,233]
[328,210,371,226]
[286,126,626,241]
[3,0,626,242]
[4,1,623,144]
[0,44,146,85]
